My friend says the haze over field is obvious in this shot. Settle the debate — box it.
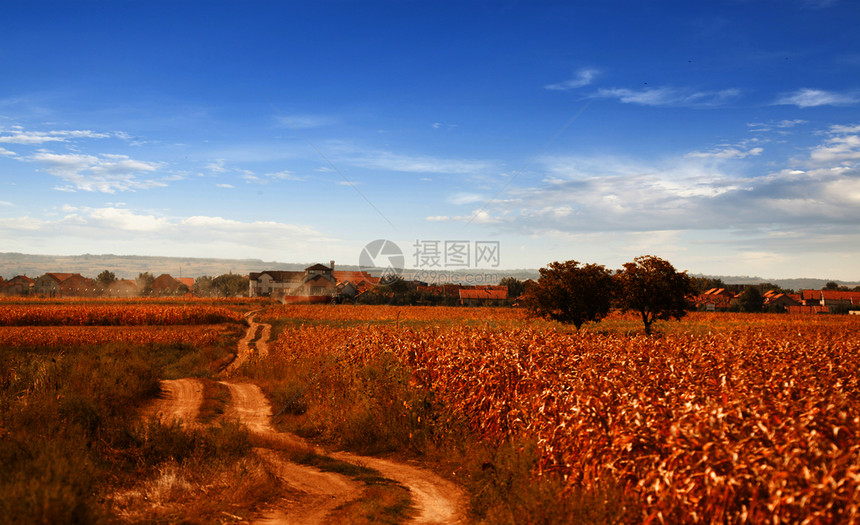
[1,1,859,280]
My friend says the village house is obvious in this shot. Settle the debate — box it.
[801,289,860,308]
[762,290,802,310]
[695,288,736,311]
[249,262,385,301]
[250,262,338,300]
[792,289,860,313]
[33,273,97,297]
[151,274,189,296]
[332,270,381,299]
[0,275,34,296]
[459,285,509,306]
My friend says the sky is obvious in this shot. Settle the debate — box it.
[1,0,859,280]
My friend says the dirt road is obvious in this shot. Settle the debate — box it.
[146,312,466,524]
[226,310,271,373]
[148,378,203,426]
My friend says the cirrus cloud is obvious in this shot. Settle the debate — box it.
[27,151,166,193]
[545,68,600,90]
[774,88,859,108]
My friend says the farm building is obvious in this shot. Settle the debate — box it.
[459,286,508,306]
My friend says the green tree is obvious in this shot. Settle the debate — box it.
[690,276,725,294]
[211,273,249,297]
[95,270,116,295]
[522,260,615,329]
[737,286,764,313]
[499,277,526,299]
[824,281,839,291]
[135,272,155,296]
[615,255,694,335]
[192,275,216,297]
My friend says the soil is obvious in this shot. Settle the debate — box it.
[147,377,203,426]
[144,311,466,524]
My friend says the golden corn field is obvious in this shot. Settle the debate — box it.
[0,298,248,348]
[3,298,858,522]
[0,303,245,326]
[266,307,860,523]
[0,325,227,348]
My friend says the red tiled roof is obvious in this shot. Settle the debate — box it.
[250,271,304,282]
[43,272,78,283]
[801,289,860,304]
[801,289,821,301]
[333,271,380,286]
[459,287,508,300]
[821,290,860,303]
[764,293,801,306]
[704,288,735,297]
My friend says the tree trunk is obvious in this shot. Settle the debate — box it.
[641,311,653,335]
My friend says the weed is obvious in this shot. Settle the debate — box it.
[467,440,630,524]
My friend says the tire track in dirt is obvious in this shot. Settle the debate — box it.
[220,381,466,524]
[221,380,362,524]
[226,310,271,374]
[224,310,467,523]
[331,452,464,525]
[146,310,466,523]
[147,378,203,426]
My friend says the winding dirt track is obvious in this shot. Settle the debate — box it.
[147,311,466,524]
[148,378,203,426]
[226,310,271,373]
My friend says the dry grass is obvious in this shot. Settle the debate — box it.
[110,456,283,523]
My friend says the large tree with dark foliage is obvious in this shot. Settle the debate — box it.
[499,276,527,300]
[737,286,764,313]
[615,255,694,335]
[522,260,615,329]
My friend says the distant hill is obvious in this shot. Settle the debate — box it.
[1,252,857,290]
[0,252,312,280]
[692,274,860,292]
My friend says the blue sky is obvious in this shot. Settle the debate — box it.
[2,0,859,280]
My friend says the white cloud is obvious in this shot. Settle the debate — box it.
[545,68,599,90]
[747,119,807,133]
[216,183,234,188]
[808,123,860,165]
[594,87,740,107]
[243,170,305,184]
[774,88,859,107]
[0,129,111,144]
[686,146,763,159]
[265,170,304,181]
[331,144,496,174]
[447,193,484,205]
[0,215,49,231]
[206,159,228,173]
[451,125,860,238]
[86,207,170,232]
[27,151,165,193]
[0,200,12,206]
[0,146,16,156]
[0,206,333,258]
[424,210,499,224]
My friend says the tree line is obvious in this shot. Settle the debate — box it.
[94,271,249,297]
[521,255,693,335]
